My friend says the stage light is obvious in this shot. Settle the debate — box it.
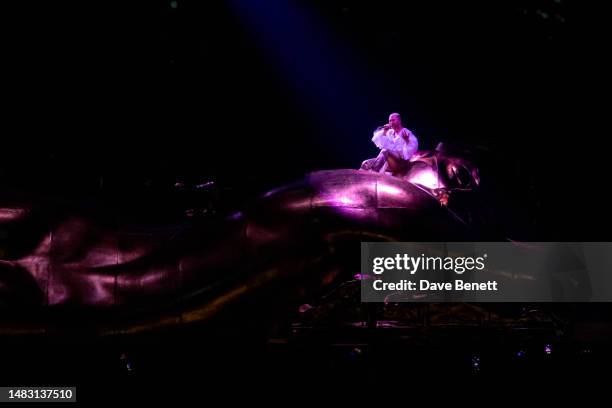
[471,354,481,373]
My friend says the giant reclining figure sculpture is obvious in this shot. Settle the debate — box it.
[0,145,483,336]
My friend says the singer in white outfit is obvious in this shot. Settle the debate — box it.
[361,113,418,174]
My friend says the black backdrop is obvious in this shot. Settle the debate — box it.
[3,0,609,240]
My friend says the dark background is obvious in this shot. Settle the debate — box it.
[2,0,608,240]
[1,2,611,397]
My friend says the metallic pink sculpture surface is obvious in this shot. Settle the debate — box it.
[0,149,480,334]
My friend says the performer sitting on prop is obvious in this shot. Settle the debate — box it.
[360,112,418,175]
